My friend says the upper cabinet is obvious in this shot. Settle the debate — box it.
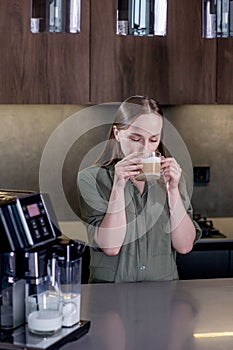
[217,39,233,103]
[90,0,216,104]
[0,1,232,104]
[0,0,90,104]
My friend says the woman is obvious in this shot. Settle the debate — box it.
[78,96,201,283]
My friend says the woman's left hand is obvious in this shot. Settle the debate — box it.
[161,157,182,190]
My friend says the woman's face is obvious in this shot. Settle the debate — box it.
[114,113,163,157]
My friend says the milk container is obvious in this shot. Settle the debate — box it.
[55,240,83,327]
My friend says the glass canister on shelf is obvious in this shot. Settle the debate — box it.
[66,0,81,33]
[116,0,167,36]
[202,0,233,38]
[46,0,64,32]
[202,0,217,38]
[116,0,129,35]
[30,0,81,33]
[230,0,233,36]
[221,0,230,37]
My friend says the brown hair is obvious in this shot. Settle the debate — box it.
[96,95,165,166]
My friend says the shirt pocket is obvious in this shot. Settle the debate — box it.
[89,250,118,282]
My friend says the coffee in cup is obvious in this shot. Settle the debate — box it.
[135,151,161,181]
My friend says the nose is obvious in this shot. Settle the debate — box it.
[142,140,151,153]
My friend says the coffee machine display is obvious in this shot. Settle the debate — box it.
[0,190,90,350]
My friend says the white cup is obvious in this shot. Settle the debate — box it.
[62,293,80,327]
[30,18,40,33]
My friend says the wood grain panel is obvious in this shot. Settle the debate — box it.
[165,0,216,104]
[0,0,90,103]
[217,39,233,103]
[90,0,216,104]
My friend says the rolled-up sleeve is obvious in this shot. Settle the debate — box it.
[178,175,202,242]
[77,167,111,246]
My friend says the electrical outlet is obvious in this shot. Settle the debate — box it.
[193,166,210,184]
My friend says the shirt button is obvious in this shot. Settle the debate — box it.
[139,265,146,271]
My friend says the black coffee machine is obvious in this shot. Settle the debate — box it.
[0,190,90,350]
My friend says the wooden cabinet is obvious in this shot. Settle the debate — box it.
[0,0,90,104]
[90,0,216,104]
[0,1,232,104]
[217,39,233,103]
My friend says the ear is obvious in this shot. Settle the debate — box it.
[113,125,120,142]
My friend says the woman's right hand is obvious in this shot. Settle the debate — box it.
[95,152,142,254]
[113,152,142,188]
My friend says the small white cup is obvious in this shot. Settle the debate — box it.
[62,293,81,327]
[116,20,129,35]
[30,18,40,33]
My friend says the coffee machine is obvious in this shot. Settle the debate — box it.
[0,190,90,350]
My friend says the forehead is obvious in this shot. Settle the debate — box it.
[124,113,163,135]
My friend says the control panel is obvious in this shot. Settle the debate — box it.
[18,193,56,245]
[0,191,60,252]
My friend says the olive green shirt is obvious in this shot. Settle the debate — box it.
[78,165,201,283]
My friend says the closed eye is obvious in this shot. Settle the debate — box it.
[150,139,159,143]
[130,136,141,142]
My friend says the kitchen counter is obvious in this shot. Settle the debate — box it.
[59,217,233,243]
[61,279,233,350]
[58,219,233,281]
[195,217,233,242]
[58,220,233,280]
[209,217,233,239]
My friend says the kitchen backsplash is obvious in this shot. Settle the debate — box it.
[0,104,232,219]
[164,105,233,217]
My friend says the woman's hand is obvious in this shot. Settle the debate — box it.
[114,152,142,188]
[161,157,182,191]
[161,157,196,254]
[96,152,142,255]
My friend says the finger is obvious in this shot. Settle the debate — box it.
[115,164,142,178]
[162,166,181,176]
[118,162,142,172]
[128,164,143,170]
[124,152,138,160]
[161,157,175,167]
[121,158,143,169]
[119,153,141,166]
[161,159,181,172]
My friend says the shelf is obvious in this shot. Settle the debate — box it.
[31,0,81,33]
[116,0,167,36]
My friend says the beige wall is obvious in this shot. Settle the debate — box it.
[164,105,233,217]
[0,104,232,222]
[59,218,233,243]
[0,105,85,190]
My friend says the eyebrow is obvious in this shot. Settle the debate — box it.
[129,132,160,138]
